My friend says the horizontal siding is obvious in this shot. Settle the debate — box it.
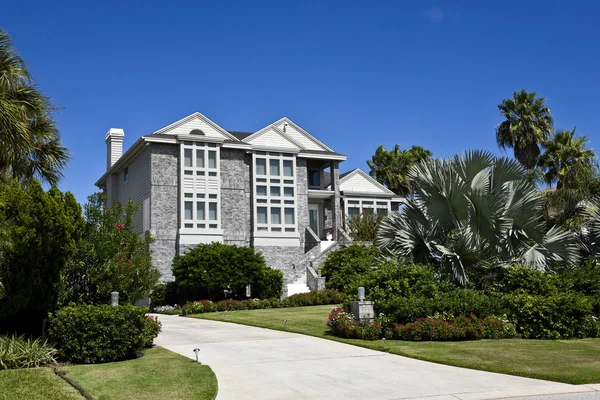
[164,117,228,138]
[341,173,388,194]
[248,128,300,149]
[276,123,324,151]
[113,147,152,234]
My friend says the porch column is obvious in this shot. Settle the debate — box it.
[330,161,342,240]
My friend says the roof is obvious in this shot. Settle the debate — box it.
[227,131,254,141]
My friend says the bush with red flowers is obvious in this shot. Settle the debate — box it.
[327,307,383,340]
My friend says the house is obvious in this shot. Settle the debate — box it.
[96,112,402,295]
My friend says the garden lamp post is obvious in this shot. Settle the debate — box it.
[193,348,200,362]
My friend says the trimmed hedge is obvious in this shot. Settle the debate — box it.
[179,289,346,315]
[48,304,160,364]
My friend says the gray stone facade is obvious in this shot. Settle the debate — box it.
[220,148,252,247]
[149,143,179,281]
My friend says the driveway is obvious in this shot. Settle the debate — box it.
[153,314,598,400]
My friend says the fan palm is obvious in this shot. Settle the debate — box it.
[537,128,596,189]
[0,29,69,185]
[496,90,553,169]
[367,144,432,197]
[377,150,578,284]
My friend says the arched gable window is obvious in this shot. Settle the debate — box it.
[190,129,205,135]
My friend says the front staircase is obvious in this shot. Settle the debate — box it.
[285,227,352,296]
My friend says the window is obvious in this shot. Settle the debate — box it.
[345,198,390,225]
[270,159,280,176]
[124,167,129,182]
[254,152,296,233]
[283,160,293,177]
[181,141,220,230]
[256,159,266,175]
[308,169,320,187]
[190,129,205,135]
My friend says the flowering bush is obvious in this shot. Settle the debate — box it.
[153,304,180,315]
[178,290,345,315]
[327,307,383,340]
[142,315,162,347]
[387,314,516,341]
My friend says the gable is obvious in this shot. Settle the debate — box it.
[245,127,301,150]
[152,112,237,140]
[339,169,394,195]
[274,118,333,152]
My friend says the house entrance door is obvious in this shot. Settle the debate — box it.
[308,203,321,239]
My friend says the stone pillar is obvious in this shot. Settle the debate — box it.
[329,161,342,241]
[349,300,375,322]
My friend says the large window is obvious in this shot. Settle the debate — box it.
[181,141,220,230]
[344,198,390,225]
[253,152,297,233]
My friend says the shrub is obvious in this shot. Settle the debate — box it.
[172,242,282,301]
[58,192,160,307]
[48,304,158,363]
[321,244,377,292]
[179,290,345,315]
[0,335,57,370]
[504,292,593,339]
[150,282,179,309]
[0,181,83,326]
[346,212,383,241]
[153,304,181,315]
[387,315,516,341]
[581,315,600,338]
[142,315,162,348]
[497,264,560,296]
[327,307,382,340]
[253,267,283,299]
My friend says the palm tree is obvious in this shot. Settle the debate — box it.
[0,29,69,185]
[367,144,432,197]
[496,90,553,169]
[377,150,578,284]
[538,128,596,189]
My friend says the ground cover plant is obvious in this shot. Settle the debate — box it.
[192,305,600,384]
[0,335,57,370]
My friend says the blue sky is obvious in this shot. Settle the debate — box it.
[2,1,599,204]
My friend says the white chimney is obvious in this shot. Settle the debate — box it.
[105,128,125,169]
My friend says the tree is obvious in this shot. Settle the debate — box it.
[347,212,383,241]
[0,181,84,326]
[538,128,596,189]
[0,29,69,185]
[377,150,579,284]
[496,90,553,169]
[367,144,432,197]
[58,192,160,306]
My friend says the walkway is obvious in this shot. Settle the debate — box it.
[153,314,599,400]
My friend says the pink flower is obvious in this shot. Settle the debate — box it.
[120,258,124,262]
[128,259,132,263]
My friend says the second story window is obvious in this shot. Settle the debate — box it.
[308,169,320,188]
[254,152,297,234]
[181,141,220,230]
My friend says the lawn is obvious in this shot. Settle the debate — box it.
[192,304,600,384]
[0,346,218,400]
[61,346,218,400]
[0,367,83,400]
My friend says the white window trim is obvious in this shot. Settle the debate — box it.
[252,152,298,235]
[180,141,222,232]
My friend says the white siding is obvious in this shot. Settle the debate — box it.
[248,128,300,150]
[341,173,389,194]
[276,123,325,151]
[161,117,229,139]
[113,147,152,234]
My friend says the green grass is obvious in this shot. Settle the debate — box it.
[0,367,83,400]
[192,304,600,384]
[61,346,218,400]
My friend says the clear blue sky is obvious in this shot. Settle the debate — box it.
[2,0,599,204]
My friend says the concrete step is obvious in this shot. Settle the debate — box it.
[287,283,310,296]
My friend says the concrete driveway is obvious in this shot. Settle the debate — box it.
[153,314,598,400]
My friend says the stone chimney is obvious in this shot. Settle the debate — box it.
[105,128,125,169]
